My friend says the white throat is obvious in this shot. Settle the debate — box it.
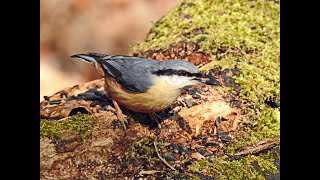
[162,75,197,89]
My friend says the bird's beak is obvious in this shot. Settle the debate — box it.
[193,73,221,86]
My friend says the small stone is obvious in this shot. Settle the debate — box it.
[192,94,201,99]
[230,100,241,108]
[162,153,177,161]
[196,134,208,140]
[66,96,77,101]
[184,160,193,167]
[168,143,179,153]
[178,145,187,155]
[199,149,206,155]
[185,99,198,108]
[205,78,221,86]
[181,89,188,94]
[174,173,189,179]
[191,152,205,160]
[208,154,215,163]
[201,86,210,92]
[218,132,232,142]
[188,88,197,95]
[215,117,221,125]
[205,142,219,147]
[229,155,243,160]
[49,100,61,105]
[194,88,205,95]
[178,166,185,173]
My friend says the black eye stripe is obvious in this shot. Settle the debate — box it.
[152,69,199,77]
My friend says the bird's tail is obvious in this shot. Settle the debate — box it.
[70,53,100,64]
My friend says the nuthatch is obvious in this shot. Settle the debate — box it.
[71,53,220,130]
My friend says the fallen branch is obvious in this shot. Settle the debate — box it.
[153,142,176,171]
[234,139,279,156]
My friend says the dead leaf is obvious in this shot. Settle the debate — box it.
[191,152,205,160]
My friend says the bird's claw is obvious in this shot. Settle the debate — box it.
[149,113,162,129]
[116,113,128,131]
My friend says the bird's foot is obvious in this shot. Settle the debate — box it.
[116,110,128,131]
[149,112,162,129]
[112,100,128,131]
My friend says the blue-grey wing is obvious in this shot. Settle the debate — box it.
[98,55,158,93]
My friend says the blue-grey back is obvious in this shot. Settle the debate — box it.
[96,54,198,93]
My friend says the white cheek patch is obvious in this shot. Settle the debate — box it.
[162,75,195,88]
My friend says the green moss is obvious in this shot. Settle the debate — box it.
[248,108,280,141]
[125,137,157,158]
[189,153,277,180]
[226,107,280,153]
[40,114,94,141]
[133,0,279,104]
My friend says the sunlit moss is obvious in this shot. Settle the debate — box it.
[189,153,278,180]
[40,114,94,141]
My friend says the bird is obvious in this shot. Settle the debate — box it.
[70,53,220,130]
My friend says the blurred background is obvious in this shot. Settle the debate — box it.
[40,0,178,101]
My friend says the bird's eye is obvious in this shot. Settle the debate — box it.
[180,71,187,76]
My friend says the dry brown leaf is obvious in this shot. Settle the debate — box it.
[191,152,205,160]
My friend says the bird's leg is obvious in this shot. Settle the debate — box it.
[111,99,128,131]
[148,112,162,129]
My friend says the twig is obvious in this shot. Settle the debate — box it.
[139,170,161,175]
[199,60,215,72]
[211,168,220,174]
[177,97,186,107]
[153,142,177,171]
[213,126,217,135]
[56,116,71,122]
[170,105,182,114]
[234,139,279,156]
[182,131,192,141]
